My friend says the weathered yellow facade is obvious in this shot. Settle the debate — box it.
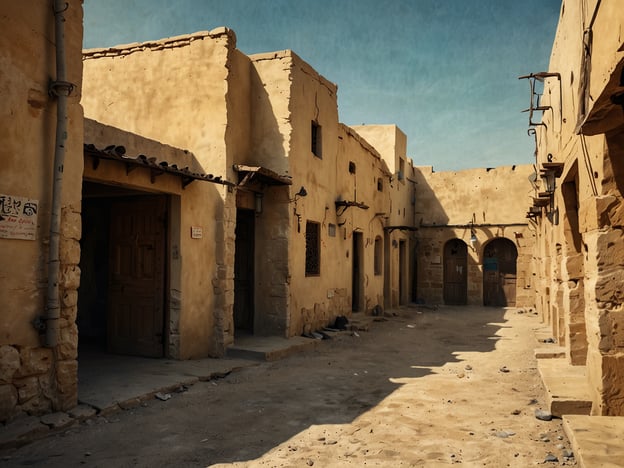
[528,0,624,415]
[0,1,84,420]
[8,0,614,429]
[413,165,535,307]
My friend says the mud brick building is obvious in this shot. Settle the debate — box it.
[5,0,623,440]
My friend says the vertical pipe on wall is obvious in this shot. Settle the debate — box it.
[45,0,73,347]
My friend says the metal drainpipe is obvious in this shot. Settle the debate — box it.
[44,0,74,347]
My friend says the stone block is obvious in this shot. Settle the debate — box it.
[60,264,81,290]
[16,348,53,378]
[15,376,39,403]
[601,354,624,416]
[67,404,96,420]
[564,253,585,280]
[19,394,52,415]
[40,411,75,429]
[61,305,78,323]
[60,238,81,265]
[61,290,78,308]
[55,360,78,411]
[57,323,78,360]
[579,195,617,232]
[595,269,624,305]
[0,384,18,422]
[0,345,20,383]
[595,229,624,270]
[61,208,82,240]
[608,198,624,227]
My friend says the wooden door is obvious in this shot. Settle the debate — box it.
[234,209,255,331]
[483,238,517,306]
[444,239,467,305]
[108,196,166,357]
[352,232,363,311]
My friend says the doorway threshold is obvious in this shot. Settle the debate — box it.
[226,335,320,361]
[77,348,254,414]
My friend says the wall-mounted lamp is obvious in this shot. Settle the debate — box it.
[254,192,263,214]
[469,214,477,251]
[541,170,556,194]
[291,186,307,233]
[291,186,307,202]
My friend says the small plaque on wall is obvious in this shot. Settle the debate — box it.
[0,194,38,240]
[190,226,203,239]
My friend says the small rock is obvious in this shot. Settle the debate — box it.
[557,435,563,440]
[511,409,521,415]
[84,452,91,457]
[544,453,558,463]
[528,398,539,405]
[457,372,465,379]
[541,437,551,442]
[562,449,574,458]
[535,409,553,421]
[155,392,171,401]
[464,365,472,371]
[499,366,510,373]
[496,430,516,438]
[306,460,314,466]
[324,440,337,445]
[556,444,564,449]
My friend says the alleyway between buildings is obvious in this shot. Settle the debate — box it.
[2,306,574,467]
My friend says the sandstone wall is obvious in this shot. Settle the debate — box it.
[0,1,84,422]
[412,165,535,307]
[82,30,246,357]
[532,0,624,414]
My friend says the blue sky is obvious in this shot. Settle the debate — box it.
[83,0,562,171]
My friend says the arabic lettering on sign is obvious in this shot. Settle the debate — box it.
[0,194,38,240]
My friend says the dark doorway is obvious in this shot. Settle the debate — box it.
[483,238,518,306]
[234,209,255,331]
[444,239,468,305]
[78,183,167,358]
[399,240,407,305]
[352,231,364,311]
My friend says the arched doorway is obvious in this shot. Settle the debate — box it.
[444,239,468,305]
[483,238,518,306]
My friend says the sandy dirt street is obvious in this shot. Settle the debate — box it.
[2,306,575,467]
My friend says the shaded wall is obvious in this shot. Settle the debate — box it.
[413,165,535,307]
[0,1,84,421]
[82,29,248,357]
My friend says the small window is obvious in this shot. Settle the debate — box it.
[349,161,356,174]
[398,158,405,181]
[377,178,383,192]
[311,121,322,158]
[305,221,321,276]
[374,236,383,275]
[328,223,336,237]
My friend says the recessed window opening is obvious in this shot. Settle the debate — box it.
[377,178,383,192]
[374,236,383,275]
[305,221,321,276]
[349,161,356,173]
[311,121,322,158]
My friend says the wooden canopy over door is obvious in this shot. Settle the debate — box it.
[444,239,468,305]
[483,238,518,306]
[108,196,166,357]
